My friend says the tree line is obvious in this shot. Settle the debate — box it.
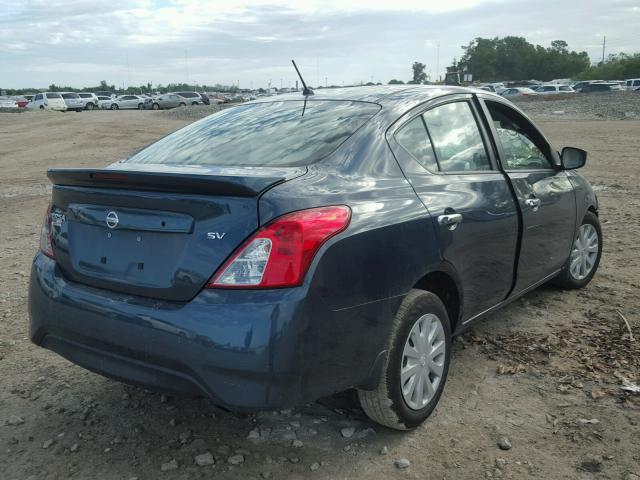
[391,37,640,84]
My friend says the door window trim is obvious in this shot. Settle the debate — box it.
[387,94,500,175]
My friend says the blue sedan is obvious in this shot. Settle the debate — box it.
[29,86,601,430]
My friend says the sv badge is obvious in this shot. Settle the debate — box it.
[207,232,226,240]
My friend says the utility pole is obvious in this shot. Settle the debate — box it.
[436,43,440,82]
[185,50,190,86]
[601,36,606,64]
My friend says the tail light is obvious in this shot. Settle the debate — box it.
[207,205,351,289]
[40,204,55,259]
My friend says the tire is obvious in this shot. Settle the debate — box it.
[39,105,44,109]
[86,103,94,111]
[110,104,119,110]
[358,289,451,430]
[191,101,198,106]
[76,108,82,112]
[551,211,602,289]
[152,103,159,110]
[138,103,143,109]
[179,102,186,107]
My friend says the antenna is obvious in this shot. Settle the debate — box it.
[291,60,314,95]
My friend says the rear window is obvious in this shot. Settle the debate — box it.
[125,100,381,167]
[46,93,62,99]
[62,93,79,99]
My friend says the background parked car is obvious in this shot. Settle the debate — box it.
[624,78,640,91]
[77,93,99,110]
[579,82,623,93]
[60,93,84,112]
[15,97,30,108]
[0,96,17,108]
[102,95,145,110]
[144,94,183,110]
[96,96,113,109]
[27,92,67,111]
[174,91,206,105]
[93,91,115,98]
[499,87,538,98]
[535,85,575,95]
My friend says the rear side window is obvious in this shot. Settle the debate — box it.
[634,80,640,86]
[125,100,381,167]
[559,86,572,91]
[422,102,491,172]
[395,116,438,171]
[46,93,61,99]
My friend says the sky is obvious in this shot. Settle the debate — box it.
[1,0,639,90]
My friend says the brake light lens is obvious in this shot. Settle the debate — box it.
[40,204,55,259]
[208,205,351,289]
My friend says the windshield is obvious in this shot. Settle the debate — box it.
[125,100,380,167]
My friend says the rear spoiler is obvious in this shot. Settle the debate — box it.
[47,168,288,197]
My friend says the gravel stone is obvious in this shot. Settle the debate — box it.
[497,437,512,450]
[340,427,355,438]
[580,454,604,473]
[160,459,178,471]
[292,439,303,448]
[228,454,244,465]
[395,458,411,469]
[247,428,260,440]
[6,415,25,426]
[194,452,215,466]
[310,462,320,471]
[42,439,55,449]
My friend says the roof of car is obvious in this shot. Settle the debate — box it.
[256,85,496,105]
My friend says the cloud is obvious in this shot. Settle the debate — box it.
[0,0,638,89]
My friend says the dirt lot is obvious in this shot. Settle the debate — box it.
[1,109,639,480]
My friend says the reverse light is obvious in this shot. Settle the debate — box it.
[208,205,351,289]
[40,204,55,259]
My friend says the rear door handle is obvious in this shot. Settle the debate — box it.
[525,198,541,211]
[438,213,463,230]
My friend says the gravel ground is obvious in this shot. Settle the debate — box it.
[514,91,640,121]
[0,110,639,480]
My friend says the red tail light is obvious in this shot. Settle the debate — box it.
[40,204,55,259]
[207,205,351,289]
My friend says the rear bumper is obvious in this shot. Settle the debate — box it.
[29,254,396,409]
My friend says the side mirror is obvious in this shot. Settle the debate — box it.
[561,147,587,170]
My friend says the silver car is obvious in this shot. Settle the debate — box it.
[102,95,145,110]
[146,94,184,110]
[77,93,99,110]
[60,92,85,112]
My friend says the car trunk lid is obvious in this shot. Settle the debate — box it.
[47,166,305,301]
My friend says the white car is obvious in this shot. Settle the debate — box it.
[500,87,539,98]
[27,92,68,111]
[624,78,640,91]
[535,85,575,95]
[96,96,113,109]
[77,93,100,110]
[0,96,17,108]
[101,95,145,110]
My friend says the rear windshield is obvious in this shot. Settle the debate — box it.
[125,100,381,167]
[46,93,61,99]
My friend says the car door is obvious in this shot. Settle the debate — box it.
[168,95,180,108]
[388,94,520,320]
[479,97,576,293]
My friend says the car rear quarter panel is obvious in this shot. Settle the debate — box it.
[258,113,455,394]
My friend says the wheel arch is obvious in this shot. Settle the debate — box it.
[413,269,462,332]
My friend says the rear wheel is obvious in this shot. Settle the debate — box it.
[86,103,94,110]
[138,103,143,109]
[152,103,159,110]
[179,102,186,107]
[110,104,119,110]
[191,101,198,106]
[358,290,451,430]
[552,211,602,289]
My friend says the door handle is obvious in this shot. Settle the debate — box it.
[525,198,541,211]
[438,213,463,231]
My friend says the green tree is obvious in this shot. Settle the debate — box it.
[412,62,427,84]
[388,79,405,84]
